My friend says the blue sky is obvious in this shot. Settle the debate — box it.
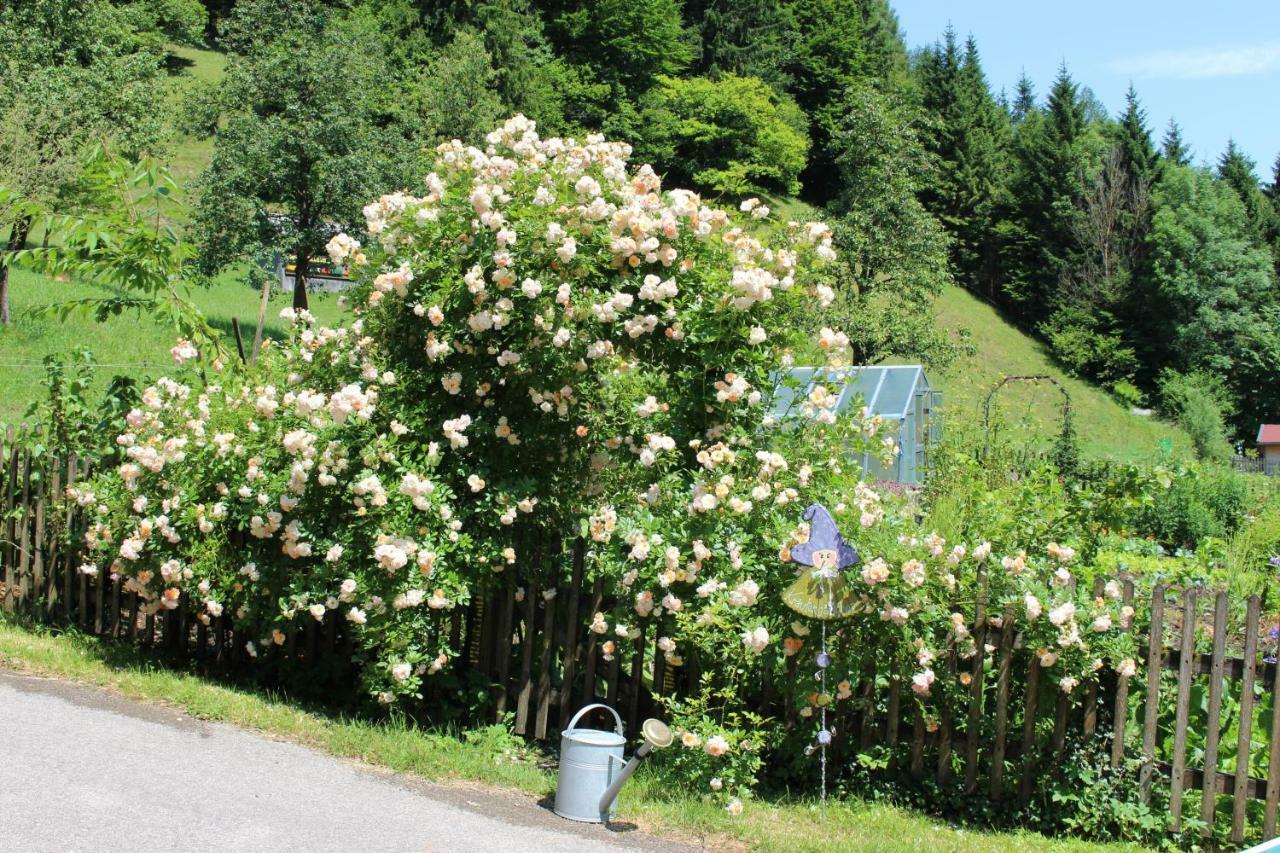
[892,1,1280,179]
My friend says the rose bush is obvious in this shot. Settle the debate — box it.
[74,116,1139,812]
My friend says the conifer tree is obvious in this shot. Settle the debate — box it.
[684,0,794,90]
[1010,72,1036,123]
[1116,85,1157,184]
[915,30,1007,298]
[1217,139,1270,243]
[999,65,1089,320]
[1160,119,1191,166]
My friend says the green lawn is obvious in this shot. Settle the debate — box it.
[0,267,346,425]
[930,285,1192,462]
[162,44,227,191]
[0,622,1144,853]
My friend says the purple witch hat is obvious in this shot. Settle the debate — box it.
[783,503,861,621]
[789,504,859,569]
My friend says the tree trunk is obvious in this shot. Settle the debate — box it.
[1,216,33,326]
[292,246,310,312]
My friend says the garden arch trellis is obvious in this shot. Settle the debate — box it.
[982,374,1076,466]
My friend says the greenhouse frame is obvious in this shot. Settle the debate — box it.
[770,365,941,485]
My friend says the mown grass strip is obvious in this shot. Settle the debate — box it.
[0,621,1142,852]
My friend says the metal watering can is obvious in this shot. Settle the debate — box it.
[553,703,673,824]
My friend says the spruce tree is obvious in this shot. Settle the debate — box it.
[1217,139,1269,242]
[998,65,1089,321]
[782,0,869,203]
[1160,119,1191,166]
[1010,72,1036,123]
[685,0,794,90]
[915,30,1008,299]
[1116,85,1156,184]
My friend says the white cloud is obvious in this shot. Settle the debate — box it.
[1110,42,1280,79]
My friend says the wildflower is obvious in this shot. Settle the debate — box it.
[741,626,770,654]
[911,669,936,696]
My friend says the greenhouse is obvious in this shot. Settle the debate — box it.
[770,365,941,485]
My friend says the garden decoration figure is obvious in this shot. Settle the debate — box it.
[782,503,859,816]
[553,703,673,824]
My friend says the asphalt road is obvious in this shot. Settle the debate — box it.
[0,671,699,853]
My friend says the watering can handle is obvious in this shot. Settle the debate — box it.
[565,702,624,737]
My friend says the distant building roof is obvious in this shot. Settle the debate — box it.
[1258,424,1280,445]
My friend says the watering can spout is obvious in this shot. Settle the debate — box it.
[596,718,673,818]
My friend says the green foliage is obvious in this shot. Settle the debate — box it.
[409,28,505,146]
[1137,463,1249,549]
[684,0,795,89]
[1146,166,1280,437]
[1109,380,1144,410]
[633,74,809,196]
[2,147,223,357]
[191,0,417,311]
[826,82,957,367]
[1156,371,1232,463]
[1041,307,1137,386]
[914,30,1008,298]
[552,0,694,92]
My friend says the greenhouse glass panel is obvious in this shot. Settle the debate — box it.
[769,365,939,485]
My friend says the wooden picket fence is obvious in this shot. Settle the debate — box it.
[3,432,1280,846]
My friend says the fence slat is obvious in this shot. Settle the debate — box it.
[885,671,901,752]
[534,588,556,740]
[1018,648,1041,803]
[2,429,17,612]
[607,646,621,702]
[1169,586,1198,831]
[1199,591,1228,836]
[963,570,989,793]
[1051,693,1068,759]
[31,464,47,621]
[1111,579,1135,768]
[1082,578,1104,737]
[652,624,667,703]
[626,623,647,735]
[107,570,121,638]
[990,606,1016,800]
[936,642,956,785]
[1232,595,1260,844]
[494,582,515,718]
[63,457,78,623]
[16,450,31,610]
[910,709,925,779]
[858,659,878,750]
[1266,604,1280,839]
[581,573,605,710]
[514,581,536,736]
[559,539,585,722]
[1140,585,1166,803]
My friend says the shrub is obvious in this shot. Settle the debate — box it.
[77,117,1141,813]
[1110,379,1144,409]
[1157,371,1231,463]
[632,74,810,197]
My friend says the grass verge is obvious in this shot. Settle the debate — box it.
[0,621,1142,852]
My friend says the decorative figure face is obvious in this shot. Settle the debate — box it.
[811,549,838,571]
[783,503,861,620]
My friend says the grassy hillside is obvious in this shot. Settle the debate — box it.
[162,44,227,191]
[0,49,1191,464]
[0,44,335,426]
[0,268,346,425]
[930,285,1191,462]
